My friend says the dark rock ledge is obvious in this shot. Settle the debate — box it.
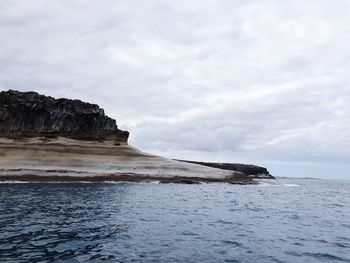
[175,160,274,179]
[0,90,129,142]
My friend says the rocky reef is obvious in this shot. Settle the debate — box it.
[0,90,129,142]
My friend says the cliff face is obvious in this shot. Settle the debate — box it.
[0,90,129,142]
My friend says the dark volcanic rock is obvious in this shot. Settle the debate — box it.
[0,90,129,142]
[176,160,274,179]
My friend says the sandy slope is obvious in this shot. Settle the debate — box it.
[0,137,248,183]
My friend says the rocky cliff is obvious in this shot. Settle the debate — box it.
[0,89,273,183]
[0,90,129,142]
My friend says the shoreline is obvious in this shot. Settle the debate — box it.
[0,174,256,184]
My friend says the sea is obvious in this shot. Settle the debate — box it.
[0,178,349,263]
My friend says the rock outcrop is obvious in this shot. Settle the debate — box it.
[0,90,129,142]
[176,160,274,179]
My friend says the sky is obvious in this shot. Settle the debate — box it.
[0,0,349,179]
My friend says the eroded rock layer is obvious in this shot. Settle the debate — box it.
[0,90,129,142]
[0,137,252,184]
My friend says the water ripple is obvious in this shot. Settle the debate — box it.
[0,179,349,262]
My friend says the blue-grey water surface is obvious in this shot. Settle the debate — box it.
[0,179,349,262]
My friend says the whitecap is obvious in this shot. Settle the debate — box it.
[283,183,300,187]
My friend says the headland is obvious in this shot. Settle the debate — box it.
[0,90,274,184]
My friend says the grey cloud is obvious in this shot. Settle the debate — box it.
[0,0,350,178]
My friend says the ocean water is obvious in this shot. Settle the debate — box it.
[0,179,349,262]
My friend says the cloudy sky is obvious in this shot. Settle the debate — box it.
[1,0,349,179]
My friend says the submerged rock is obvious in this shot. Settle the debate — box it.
[0,90,129,142]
